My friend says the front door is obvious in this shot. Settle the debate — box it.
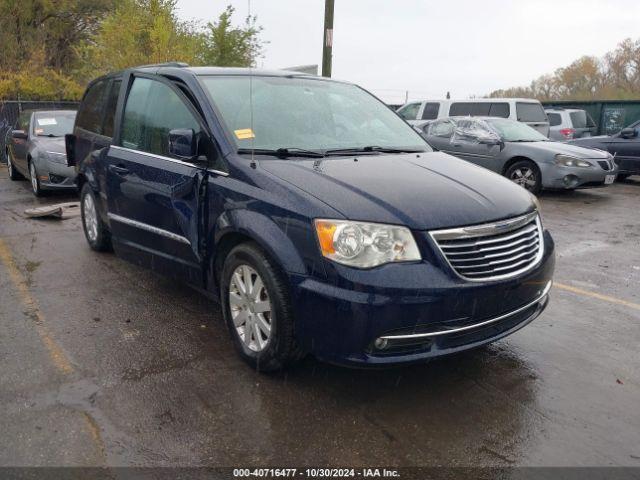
[106,75,209,284]
[10,112,31,173]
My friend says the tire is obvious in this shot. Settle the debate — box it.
[220,242,302,372]
[505,160,542,194]
[617,174,630,181]
[29,160,44,197]
[80,183,112,251]
[7,151,23,181]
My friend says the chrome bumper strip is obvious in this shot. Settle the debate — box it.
[380,281,552,340]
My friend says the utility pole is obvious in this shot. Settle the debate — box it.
[322,0,335,77]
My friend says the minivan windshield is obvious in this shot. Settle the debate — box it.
[33,111,76,137]
[485,118,549,142]
[198,75,430,154]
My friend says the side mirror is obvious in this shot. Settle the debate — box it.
[168,128,197,159]
[12,129,28,140]
[620,128,637,139]
[65,134,77,167]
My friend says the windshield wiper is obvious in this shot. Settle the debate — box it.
[324,146,424,156]
[237,147,324,158]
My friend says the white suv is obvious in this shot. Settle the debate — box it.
[545,108,597,141]
[397,98,550,136]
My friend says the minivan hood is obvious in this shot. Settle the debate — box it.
[33,136,66,154]
[517,140,610,159]
[260,152,535,230]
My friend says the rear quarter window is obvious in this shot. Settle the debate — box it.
[516,102,547,123]
[489,103,509,118]
[548,113,562,126]
[76,80,109,134]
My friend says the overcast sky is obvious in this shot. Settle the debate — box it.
[176,0,640,104]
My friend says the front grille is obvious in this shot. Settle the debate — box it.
[597,160,612,171]
[430,212,544,281]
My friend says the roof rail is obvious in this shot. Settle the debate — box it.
[135,62,189,69]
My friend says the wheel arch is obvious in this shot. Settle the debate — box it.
[502,156,538,176]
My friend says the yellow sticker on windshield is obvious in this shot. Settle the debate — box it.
[234,128,255,140]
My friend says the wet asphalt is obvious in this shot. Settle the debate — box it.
[0,167,639,468]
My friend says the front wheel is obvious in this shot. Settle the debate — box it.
[221,242,302,372]
[29,161,44,197]
[7,152,23,180]
[80,183,112,251]
[505,160,541,194]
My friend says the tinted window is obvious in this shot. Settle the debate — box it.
[102,79,122,138]
[76,80,109,134]
[449,102,492,117]
[516,102,547,122]
[121,77,203,159]
[397,102,421,120]
[489,103,509,118]
[548,113,562,126]
[421,102,440,120]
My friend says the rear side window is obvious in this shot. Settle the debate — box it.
[121,77,203,159]
[102,79,122,138]
[449,103,492,117]
[397,103,420,120]
[421,102,440,120]
[569,111,595,128]
[76,80,109,134]
[488,103,509,118]
[516,102,547,122]
[548,113,562,126]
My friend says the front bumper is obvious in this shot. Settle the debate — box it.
[290,231,555,366]
[37,160,77,190]
[540,162,616,189]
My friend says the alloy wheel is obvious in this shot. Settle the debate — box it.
[229,264,272,352]
[30,163,39,194]
[83,192,99,242]
[510,167,537,190]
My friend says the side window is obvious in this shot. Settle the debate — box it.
[489,103,509,118]
[397,103,421,120]
[102,79,122,138]
[76,80,109,134]
[121,77,204,160]
[18,112,31,131]
[516,102,547,122]
[430,120,454,138]
[449,103,472,116]
[421,102,440,120]
[548,113,562,126]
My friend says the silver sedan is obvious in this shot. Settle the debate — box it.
[421,116,617,193]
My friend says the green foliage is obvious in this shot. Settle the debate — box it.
[490,38,640,101]
[0,1,264,100]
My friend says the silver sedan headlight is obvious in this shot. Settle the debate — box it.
[45,151,67,164]
[554,154,593,168]
[314,219,421,268]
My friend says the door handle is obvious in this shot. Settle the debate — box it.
[109,164,129,175]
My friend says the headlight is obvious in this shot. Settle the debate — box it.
[45,151,67,164]
[555,154,592,168]
[314,219,421,268]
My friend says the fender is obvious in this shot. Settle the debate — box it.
[77,147,110,224]
[207,209,308,293]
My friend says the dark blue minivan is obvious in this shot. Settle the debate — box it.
[66,63,555,371]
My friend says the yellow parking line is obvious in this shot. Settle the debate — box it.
[0,238,74,374]
[554,282,640,311]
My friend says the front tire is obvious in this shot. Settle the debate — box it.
[505,160,541,194]
[221,242,302,372]
[29,161,44,197]
[7,152,23,181]
[80,183,112,251]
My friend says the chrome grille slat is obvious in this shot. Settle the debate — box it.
[438,223,538,249]
[429,213,544,282]
[452,245,539,268]
[443,231,539,255]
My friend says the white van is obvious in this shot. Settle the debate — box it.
[397,98,550,136]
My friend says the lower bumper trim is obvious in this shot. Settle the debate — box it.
[380,280,552,340]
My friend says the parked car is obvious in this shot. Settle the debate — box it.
[421,117,617,193]
[397,98,550,136]
[567,120,640,180]
[545,108,597,141]
[67,64,555,371]
[6,110,77,196]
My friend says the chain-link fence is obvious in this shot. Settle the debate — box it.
[0,100,79,164]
